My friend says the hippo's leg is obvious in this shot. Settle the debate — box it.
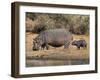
[46,44,49,50]
[41,44,46,50]
[77,45,80,50]
[42,45,45,50]
[64,41,70,49]
[83,44,87,49]
[41,46,44,50]
[85,44,87,47]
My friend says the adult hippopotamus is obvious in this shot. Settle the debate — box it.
[33,29,73,50]
[72,39,87,49]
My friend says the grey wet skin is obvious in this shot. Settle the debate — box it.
[72,39,87,49]
[33,29,73,51]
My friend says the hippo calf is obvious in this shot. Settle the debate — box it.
[72,39,87,49]
[33,29,73,50]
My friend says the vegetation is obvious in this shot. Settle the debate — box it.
[26,12,89,35]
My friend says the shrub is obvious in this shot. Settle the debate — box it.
[26,13,89,35]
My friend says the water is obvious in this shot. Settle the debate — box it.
[26,59,89,67]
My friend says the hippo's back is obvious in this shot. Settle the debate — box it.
[41,29,73,47]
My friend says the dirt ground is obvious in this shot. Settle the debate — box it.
[25,32,89,67]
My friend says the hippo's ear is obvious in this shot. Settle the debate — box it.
[33,40,36,43]
[33,39,36,42]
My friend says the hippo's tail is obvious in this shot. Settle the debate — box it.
[71,34,73,41]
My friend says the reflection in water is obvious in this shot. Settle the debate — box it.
[26,59,89,67]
